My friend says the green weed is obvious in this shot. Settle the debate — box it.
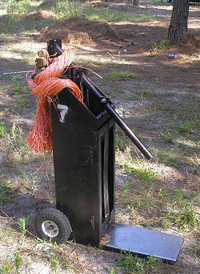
[137,165,156,182]
[190,154,200,175]
[110,69,135,80]
[85,7,157,23]
[150,39,170,50]
[0,121,7,138]
[13,86,25,94]
[163,203,198,230]
[147,255,159,272]
[0,84,5,95]
[64,262,74,270]
[139,87,155,99]
[19,97,28,107]
[6,0,32,16]
[0,180,12,205]
[0,14,55,34]
[160,130,175,144]
[12,77,25,94]
[52,0,81,18]
[0,264,11,274]
[124,181,131,196]
[19,217,26,242]
[157,149,181,167]
[162,189,199,230]
[31,176,40,194]
[115,134,126,151]
[108,92,116,98]
[179,120,198,134]
[142,0,167,4]
[7,124,28,160]
[19,170,41,193]
[14,254,22,274]
[159,188,175,203]
[122,181,132,204]
[133,185,157,209]
[120,252,159,274]
[51,258,60,273]
[121,160,156,182]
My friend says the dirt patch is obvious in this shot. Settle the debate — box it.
[39,17,121,46]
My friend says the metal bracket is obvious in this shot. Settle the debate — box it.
[57,104,68,123]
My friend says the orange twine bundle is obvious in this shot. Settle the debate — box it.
[27,49,83,153]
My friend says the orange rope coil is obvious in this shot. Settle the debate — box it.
[27,49,83,153]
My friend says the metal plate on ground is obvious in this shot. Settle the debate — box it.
[103,223,183,262]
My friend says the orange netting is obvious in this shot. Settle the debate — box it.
[27,49,83,153]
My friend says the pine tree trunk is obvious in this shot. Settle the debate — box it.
[133,0,139,6]
[168,0,190,44]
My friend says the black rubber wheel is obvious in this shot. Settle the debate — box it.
[34,208,72,243]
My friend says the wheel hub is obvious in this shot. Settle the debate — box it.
[41,220,59,238]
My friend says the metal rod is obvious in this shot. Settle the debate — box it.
[2,70,32,76]
[82,74,153,160]
[105,104,153,160]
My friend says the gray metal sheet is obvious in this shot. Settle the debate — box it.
[104,223,183,262]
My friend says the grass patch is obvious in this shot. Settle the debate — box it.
[13,86,25,94]
[0,263,12,274]
[120,253,160,274]
[85,7,157,22]
[150,39,170,50]
[119,182,158,213]
[160,130,178,145]
[178,95,200,123]
[0,121,7,138]
[110,69,135,80]
[0,0,47,33]
[139,87,156,99]
[162,189,199,230]
[12,77,26,94]
[119,181,199,231]
[6,124,29,160]
[51,0,81,18]
[190,154,200,175]
[156,149,182,167]
[6,0,35,16]
[131,185,158,210]
[179,119,198,134]
[142,0,168,4]
[115,133,127,151]
[51,258,60,273]
[0,0,157,33]
[163,203,198,230]
[19,97,28,107]
[0,180,12,205]
[121,159,157,182]
[14,253,22,274]
[0,14,56,34]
